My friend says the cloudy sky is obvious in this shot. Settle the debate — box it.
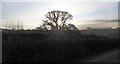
[0,0,119,30]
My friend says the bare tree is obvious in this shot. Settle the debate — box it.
[4,18,24,30]
[5,20,8,29]
[44,10,73,30]
[15,20,24,30]
[19,21,24,30]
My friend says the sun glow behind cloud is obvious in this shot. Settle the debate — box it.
[1,2,118,29]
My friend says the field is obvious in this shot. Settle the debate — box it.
[2,30,119,62]
[80,29,118,39]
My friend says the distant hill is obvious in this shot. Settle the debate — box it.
[80,29,118,39]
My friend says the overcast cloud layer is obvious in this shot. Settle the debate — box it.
[0,1,119,29]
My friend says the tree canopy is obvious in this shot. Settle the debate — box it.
[36,10,78,30]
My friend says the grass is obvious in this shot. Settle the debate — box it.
[2,30,119,62]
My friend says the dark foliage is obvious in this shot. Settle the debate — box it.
[2,30,119,62]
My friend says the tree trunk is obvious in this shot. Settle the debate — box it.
[55,22,58,30]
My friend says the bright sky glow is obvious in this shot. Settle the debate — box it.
[1,2,118,30]
[1,0,119,2]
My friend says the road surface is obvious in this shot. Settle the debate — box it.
[76,48,119,62]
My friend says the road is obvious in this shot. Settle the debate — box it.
[76,48,119,62]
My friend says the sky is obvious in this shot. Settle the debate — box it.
[1,0,119,2]
[0,0,119,30]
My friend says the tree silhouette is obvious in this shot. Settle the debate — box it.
[4,18,24,30]
[42,10,74,30]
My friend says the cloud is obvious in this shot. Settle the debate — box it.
[119,2,120,20]
[2,0,119,2]
[1,2,118,29]
[78,2,117,20]
[0,3,2,27]
[76,21,118,30]
[93,20,119,22]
